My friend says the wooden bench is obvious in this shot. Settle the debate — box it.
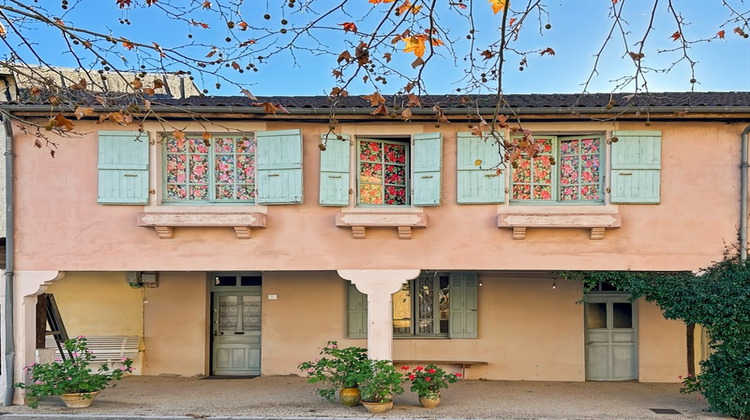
[393,360,488,378]
[52,336,140,364]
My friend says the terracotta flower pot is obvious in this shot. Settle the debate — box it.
[362,400,392,413]
[419,392,441,408]
[59,391,100,408]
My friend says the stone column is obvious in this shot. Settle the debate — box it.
[337,269,419,360]
[12,271,65,405]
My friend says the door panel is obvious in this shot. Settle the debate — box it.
[585,297,637,381]
[212,289,261,375]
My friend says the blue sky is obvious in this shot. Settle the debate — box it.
[4,0,749,96]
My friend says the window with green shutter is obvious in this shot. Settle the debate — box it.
[320,133,351,206]
[161,129,303,205]
[610,130,661,204]
[457,132,504,204]
[98,130,150,205]
[346,272,478,339]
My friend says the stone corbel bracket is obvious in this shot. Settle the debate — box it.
[497,211,621,240]
[138,211,266,239]
[335,212,428,239]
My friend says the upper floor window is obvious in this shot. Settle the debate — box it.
[358,138,409,206]
[164,135,256,203]
[511,135,603,203]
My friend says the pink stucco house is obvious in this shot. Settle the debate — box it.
[1,89,749,404]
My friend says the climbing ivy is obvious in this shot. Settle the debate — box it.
[559,255,750,420]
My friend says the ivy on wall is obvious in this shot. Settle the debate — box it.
[559,255,750,420]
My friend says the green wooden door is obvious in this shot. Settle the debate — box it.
[212,288,262,376]
[584,294,637,381]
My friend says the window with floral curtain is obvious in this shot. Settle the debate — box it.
[357,138,409,205]
[511,135,603,203]
[392,274,450,337]
[164,135,256,202]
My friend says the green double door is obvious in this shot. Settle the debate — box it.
[212,287,262,376]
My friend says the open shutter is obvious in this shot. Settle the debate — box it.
[97,131,149,205]
[319,133,351,206]
[412,133,442,206]
[256,129,303,204]
[457,132,504,204]
[449,273,478,339]
[610,130,661,204]
[347,282,368,338]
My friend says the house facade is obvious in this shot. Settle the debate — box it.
[2,92,749,404]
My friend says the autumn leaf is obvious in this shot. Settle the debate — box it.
[152,42,165,57]
[628,51,644,61]
[146,0,158,5]
[481,50,494,60]
[238,21,248,31]
[142,88,155,96]
[339,22,358,33]
[361,92,386,106]
[400,108,413,120]
[474,159,483,167]
[122,41,135,50]
[717,30,725,39]
[489,0,509,14]
[231,61,241,70]
[172,130,185,140]
[332,69,343,78]
[670,31,681,41]
[206,49,217,58]
[396,0,421,15]
[403,36,426,57]
[74,107,94,120]
[337,51,353,64]
[202,1,212,9]
[369,0,396,3]
[131,78,143,90]
[383,52,392,62]
[153,79,165,89]
[191,20,210,29]
[69,79,87,90]
[330,87,348,97]
[116,0,132,9]
[202,132,212,141]
[407,93,421,108]
[411,57,424,68]
[540,47,555,56]
[371,104,389,116]
[52,113,75,131]
[241,89,257,100]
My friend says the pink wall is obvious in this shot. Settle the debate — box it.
[11,119,744,273]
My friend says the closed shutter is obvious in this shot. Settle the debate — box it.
[256,129,303,204]
[412,133,443,206]
[97,130,149,205]
[610,130,661,204]
[319,133,351,206]
[347,282,368,338]
[449,273,478,339]
[457,132,504,204]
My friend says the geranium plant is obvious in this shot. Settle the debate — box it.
[297,341,371,401]
[403,363,462,398]
[15,336,133,408]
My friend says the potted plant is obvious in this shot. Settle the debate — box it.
[358,359,405,413]
[297,341,370,406]
[403,363,461,408]
[15,336,134,408]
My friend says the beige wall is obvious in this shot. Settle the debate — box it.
[142,272,207,376]
[10,120,744,273]
[637,299,686,382]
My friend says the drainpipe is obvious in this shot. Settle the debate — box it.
[1,112,14,406]
[741,124,750,263]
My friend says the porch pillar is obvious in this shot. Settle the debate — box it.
[337,269,419,360]
[12,271,65,404]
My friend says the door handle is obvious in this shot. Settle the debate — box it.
[234,332,245,335]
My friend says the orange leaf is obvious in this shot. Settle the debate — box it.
[361,92,386,106]
[70,79,87,90]
[238,21,248,31]
[489,0,509,14]
[400,108,413,120]
[191,20,210,29]
[52,114,74,131]
[339,22,358,33]
[142,87,155,96]
[261,102,279,115]
[153,79,165,89]
[122,41,135,50]
[403,36,426,57]
[330,87,348,97]
[670,31,681,41]
[474,159,483,167]
[481,50,494,60]
[202,132,212,141]
[131,79,143,90]
[74,106,94,120]
[172,130,185,140]
[717,30,725,39]
[371,104,389,116]
[231,61,241,70]
[540,47,555,56]
[407,93,421,108]
[202,1,212,9]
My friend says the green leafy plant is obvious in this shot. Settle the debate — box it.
[297,341,371,401]
[15,336,134,408]
[358,359,405,403]
[403,363,461,398]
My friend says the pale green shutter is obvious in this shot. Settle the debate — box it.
[97,130,149,205]
[347,282,368,338]
[319,133,351,206]
[610,130,661,204]
[256,129,303,204]
[412,133,442,206]
[457,132,504,204]
[449,273,478,339]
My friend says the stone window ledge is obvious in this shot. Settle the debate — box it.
[497,206,621,240]
[335,210,427,239]
[138,210,266,239]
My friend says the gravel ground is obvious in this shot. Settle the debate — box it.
[0,375,730,419]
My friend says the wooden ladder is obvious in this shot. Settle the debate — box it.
[37,293,71,360]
